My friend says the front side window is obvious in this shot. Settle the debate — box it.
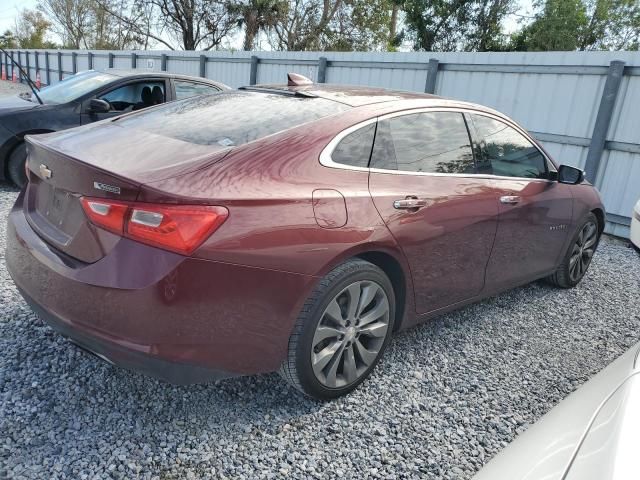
[331,123,376,168]
[175,81,220,100]
[471,114,547,179]
[100,81,165,112]
[370,112,474,174]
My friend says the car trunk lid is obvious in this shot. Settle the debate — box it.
[23,129,228,263]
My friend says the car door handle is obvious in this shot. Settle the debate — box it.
[393,198,428,210]
[500,195,521,205]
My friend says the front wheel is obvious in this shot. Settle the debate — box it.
[547,213,600,288]
[280,259,395,400]
[7,142,27,188]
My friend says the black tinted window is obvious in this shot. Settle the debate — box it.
[471,115,547,179]
[100,81,165,112]
[117,91,350,147]
[331,123,375,168]
[371,112,474,174]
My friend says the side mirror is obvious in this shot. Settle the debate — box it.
[558,165,585,184]
[88,98,110,113]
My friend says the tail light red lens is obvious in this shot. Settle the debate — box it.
[80,198,129,235]
[80,197,228,255]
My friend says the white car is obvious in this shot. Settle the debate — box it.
[631,198,640,251]
[473,342,640,480]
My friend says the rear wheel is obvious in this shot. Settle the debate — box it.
[7,142,27,188]
[280,259,395,400]
[547,213,599,288]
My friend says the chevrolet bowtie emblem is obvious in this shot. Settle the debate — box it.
[39,164,52,179]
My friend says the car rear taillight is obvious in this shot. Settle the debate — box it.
[80,197,228,255]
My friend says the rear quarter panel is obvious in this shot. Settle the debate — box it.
[139,109,416,326]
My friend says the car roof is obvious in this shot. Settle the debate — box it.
[245,83,434,107]
[245,82,507,119]
[99,69,230,88]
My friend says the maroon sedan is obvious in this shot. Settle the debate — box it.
[6,77,604,399]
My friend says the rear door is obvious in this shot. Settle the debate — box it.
[367,110,499,314]
[467,113,573,289]
[172,79,222,101]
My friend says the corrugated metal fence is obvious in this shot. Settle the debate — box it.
[2,49,639,237]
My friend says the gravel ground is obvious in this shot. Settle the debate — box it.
[0,80,29,96]
[0,181,639,480]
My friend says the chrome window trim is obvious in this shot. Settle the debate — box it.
[319,106,556,183]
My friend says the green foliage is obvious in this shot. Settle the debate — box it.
[14,9,58,48]
[511,0,587,51]
[323,0,393,51]
[0,30,18,48]
[230,0,287,50]
[402,0,516,51]
[509,0,640,51]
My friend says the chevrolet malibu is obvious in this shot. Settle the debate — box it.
[6,77,605,399]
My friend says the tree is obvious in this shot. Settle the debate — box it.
[38,0,94,48]
[323,0,393,50]
[13,9,56,48]
[579,0,640,50]
[231,0,287,50]
[0,30,18,49]
[272,0,342,50]
[97,0,239,50]
[508,0,639,51]
[466,0,515,51]
[402,0,516,51]
[511,0,588,51]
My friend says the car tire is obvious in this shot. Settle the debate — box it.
[547,212,600,288]
[7,142,27,188]
[280,258,396,400]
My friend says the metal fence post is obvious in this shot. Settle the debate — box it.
[57,51,62,80]
[199,54,206,78]
[34,51,39,80]
[584,60,626,183]
[71,51,77,74]
[25,51,30,81]
[425,58,439,94]
[45,51,50,85]
[88,51,93,70]
[161,53,168,71]
[317,56,328,83]
[250,55,259,85]
[131,52,137,69]
[108,52,114,68]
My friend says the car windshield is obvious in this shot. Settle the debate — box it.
[116,90,351,147]
[37,71,117,104]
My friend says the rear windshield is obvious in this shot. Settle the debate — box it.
[116,91,350,147]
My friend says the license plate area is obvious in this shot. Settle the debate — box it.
[27,178,77,247]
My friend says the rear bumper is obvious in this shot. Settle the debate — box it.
[18,286,230,384]
[6,193,316,383]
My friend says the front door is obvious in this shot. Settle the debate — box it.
[467,113,573,289]
[368,110,499,314]
[81,80,167,125]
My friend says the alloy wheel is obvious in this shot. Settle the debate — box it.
[569,221,598,282]
[311,280,390,388]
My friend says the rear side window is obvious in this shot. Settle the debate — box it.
[470,114,547,179]
[117,91,350,147]
[331,123,376,168]
[175,81,220,100]
[371,112,474,174]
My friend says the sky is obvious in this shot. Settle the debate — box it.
[0,0,535,50]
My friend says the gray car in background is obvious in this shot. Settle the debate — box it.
[474,342,640,480]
